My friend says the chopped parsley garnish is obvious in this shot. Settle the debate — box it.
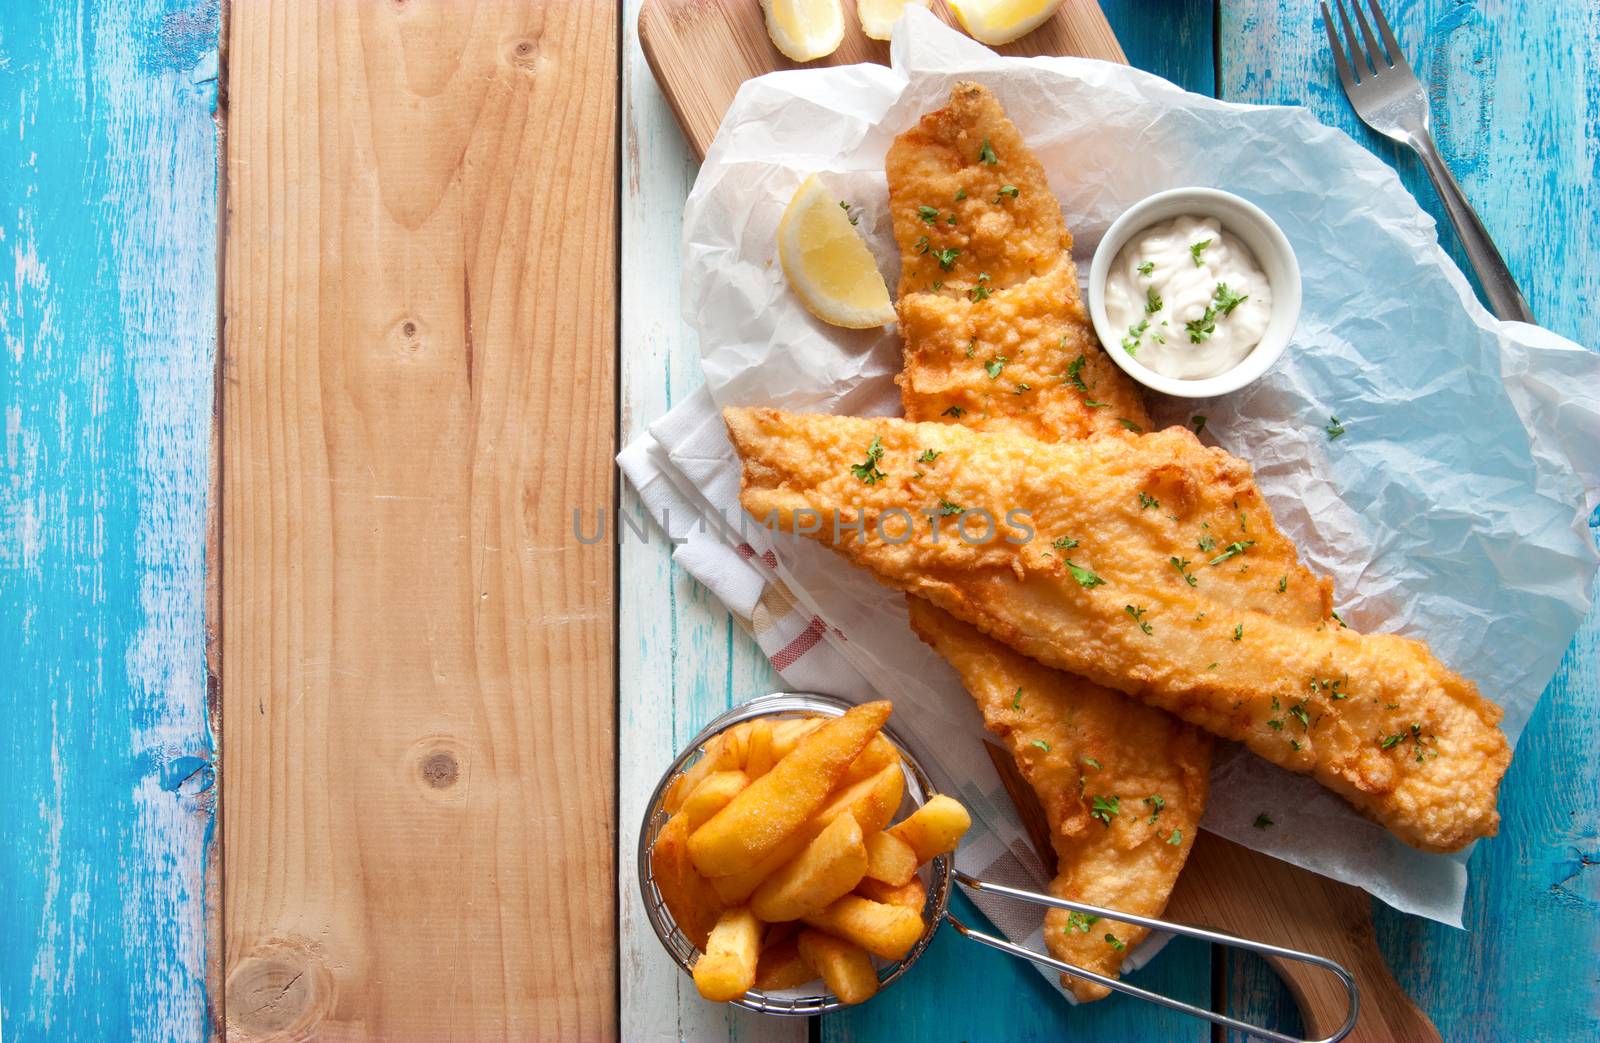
[1066,561,1105,589]
[1166,829,1183,845]
[936,498,964,517]
[1145,286,1163,314]
[1380,732,1405,750]
[1191,415,1207,434]
[1326,416,1346,440]
[917,205,940,223]
[1104,933,1127,952]
[1013,383,1031,394]
[1189,238,1212,266]
[917,449,941,464]
[941,405,966,418]
[978,138,998,165]
[1137,260,1155,276]
[931,281,944,291]
[914,235,930,254]
[1082,757,1102,771]
[1331,608,1348,628]
[850,436,886,485]
[1253,813,1274,829]
[1233,623,1244,641]
[947,213,957,225]
[1065,355,1089,392]
[1066,912,1100,933]
[1170,556,1197,586]
[1209,540,1255,565]
[1277,575,1288,593]
[839,200,859,225]
[932,246,961,270]
[994,184,1019,202]
[1090,794,1121,826]
[1197,534,1217,553]
[1310,675,1350,700]
[1138,491,1160,510]
[1012,687,1023,709]
[965,339,977,358]
[955,188,967,201]
[1117,417,1143,432]
[1143,794,1166,822]
[1052,535,1079,552]
[1185,304,1218,343]
[1213,282,1249,315]
[1032,739,1052,752]
[1125,605,1153,634]
[984,355,1007,379]
[969,272,992,301]
[1289,700,1311,730]
[1122,318,1150,354]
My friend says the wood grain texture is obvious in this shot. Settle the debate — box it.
[1170,835,1437,1043]
[638,0,1126,159]
[1221,2,1600,1040]
[0,2,221,1040]
[221,2,616,1038]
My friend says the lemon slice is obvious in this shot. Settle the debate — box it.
[778,175,896,329]
[857,0,931,40]
[947,0,1063,45]
[763,0,846,62]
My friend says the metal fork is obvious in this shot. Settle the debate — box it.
[1322,0,1531,322]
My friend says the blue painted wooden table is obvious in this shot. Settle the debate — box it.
[4,1,1596,1040]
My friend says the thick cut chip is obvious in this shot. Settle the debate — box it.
[693,907,763,1002]
[803,894,926,961]
[651,812,726,950]
[690,701,892,878]
[798,930,881,1005]
[751,812,870,922]
[886,794,971,863]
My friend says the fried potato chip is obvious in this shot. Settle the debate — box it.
[887,794,971,864]
[751,812,869,922]
[690,702,892,879]
[693,907,762,1002]
[797,929,881,1005]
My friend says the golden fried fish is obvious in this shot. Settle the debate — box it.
[908,598,1209,1001]
[889,81,1210,999]
[888,82,1146,439]
[723,406,1511,854]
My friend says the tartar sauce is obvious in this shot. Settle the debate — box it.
[1104,215,1272,380]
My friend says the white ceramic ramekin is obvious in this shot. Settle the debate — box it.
[1088,187,1301,400]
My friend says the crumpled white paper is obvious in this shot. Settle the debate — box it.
[680,9,1600,925]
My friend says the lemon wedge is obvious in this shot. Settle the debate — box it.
[763,0,847,62]
[857,0,931,40]
[947,0,1063,45]
[778,175,896,329]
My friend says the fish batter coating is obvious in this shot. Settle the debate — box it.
[724,407,1511,853]
[908,598,1210,1001]
[888,83,1146,439]
[890,82,1208,999]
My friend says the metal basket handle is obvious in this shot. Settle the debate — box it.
[948,871,1360,1043]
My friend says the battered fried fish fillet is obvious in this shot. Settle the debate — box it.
[890,82,1209,1000]
[888,82,1145,438]
[908,598,1209,1001]
[723,407,1511,853]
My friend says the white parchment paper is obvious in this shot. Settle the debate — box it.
[680,10,1600,925]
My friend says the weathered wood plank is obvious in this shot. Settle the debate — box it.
[617,1,798,1038]
[0,2,220,1039]
[1220,2,1600,1038]
[221,2,616,1037]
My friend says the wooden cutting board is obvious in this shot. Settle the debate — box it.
[637,3,1438,1038]
[639,0,1124,159]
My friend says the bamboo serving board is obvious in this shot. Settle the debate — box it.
[638,3,1438,1037]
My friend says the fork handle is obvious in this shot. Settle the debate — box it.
[1408,131,1532,323]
